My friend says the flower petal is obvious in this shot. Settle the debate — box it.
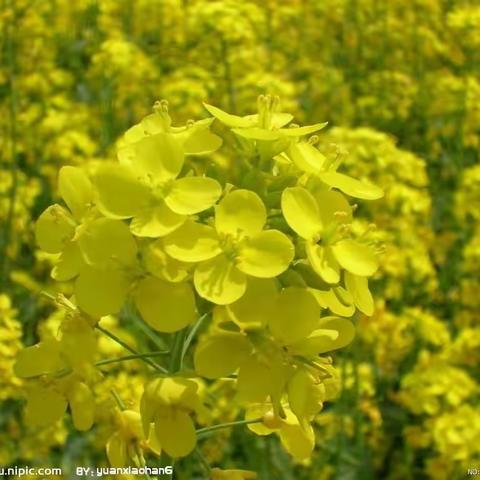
[287,142,326,174]
[287,369,325,424]
[332,240,378,276]
[165,176,222,215]
[215,190,266,237]
[132,132,184,180]
[151,377,199,409]
[131,202,186,238]
[281,187,322,240]
[203,103,254,128]
[309,287,355,317]
[344,272,374,316]
[79,218,137,268]
[194,255,247,305]
[106,432,127,467]
[237,356,271,403]
[155,409,196,458]
[194,332,251,378]
[163,221,221,262]
[237,230,294,278]
[67,382,95,431]
[269,287,320,345]
[94,163,150,218]
[14,339,64,378]
[144,240,190,282]
[75,266,129,317]
[272,113,294,128]
[60,317,97,370]
[58,166,93,221]
[279,420,315,460]
[232,127,282,141]
[289,317,355,356]
[280,122,328,137]
[306,244,340,284]
[52,242,83,281]
[134,277,196,333]
[245,404,275,436]
[35,205,76,254]
[25,385,67,428]
[319,171,383,200]
[181,127,223,155]
[314,190,352,226]
[227,278,278,330]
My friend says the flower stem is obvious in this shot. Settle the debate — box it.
[96,351,169,367]
[196,418,263,437]
[169,328,188,373]
[111,388,126,410]
[95,324,167,374]
[22,352,170,380]
[181,312,209,363]
[194,447,211,476]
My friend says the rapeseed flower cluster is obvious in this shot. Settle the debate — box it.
[13,98,382,474]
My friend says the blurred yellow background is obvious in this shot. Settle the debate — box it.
[1,1,479,479]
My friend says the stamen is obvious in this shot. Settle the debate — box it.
[338,223,352,236]
[153,99,169,114]
[334,210,349,219]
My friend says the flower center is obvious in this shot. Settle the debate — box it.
[219,234,240,261]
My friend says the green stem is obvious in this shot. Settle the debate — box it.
[96,351,169,367]
[95,324,167,374]
[196,418,262,437]
[169,328,188,374]
[181,313,209,363]
[194,447,211,476]
[111,388,126,410]
[23,352,170,380]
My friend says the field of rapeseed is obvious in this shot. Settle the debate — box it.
[1,1,480,479]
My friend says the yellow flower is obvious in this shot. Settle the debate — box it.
[246,404,316,461]
[106,409,160,468]
[94,101,223,238]
[140,377,201,458]
[195,280,351,420]
[282,186,378,285]
[35,166,94,281]
[23,376,95,431]
[205,95,327,140]
[164,189,294,304]
[14,312,97,431]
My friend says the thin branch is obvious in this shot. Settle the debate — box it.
[181,312,209,362]
[196,418,262,437]
[96,351,169,367]
[96,324,167,374]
